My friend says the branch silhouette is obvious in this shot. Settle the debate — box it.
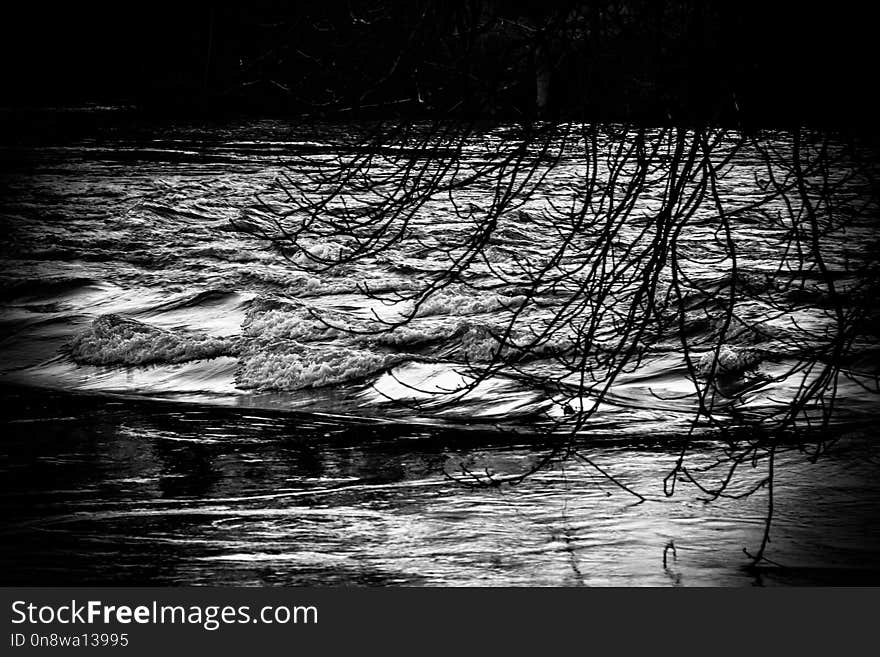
[235,121,879,565]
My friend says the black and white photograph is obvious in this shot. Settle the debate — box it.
[1,1,879,593]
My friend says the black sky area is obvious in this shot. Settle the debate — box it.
[0,2,877,128]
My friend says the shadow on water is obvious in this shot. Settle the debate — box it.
[2,384,880,586]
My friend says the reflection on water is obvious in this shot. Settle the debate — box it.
[2,386,878,586]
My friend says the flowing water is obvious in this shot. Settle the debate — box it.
[1,110,879,585]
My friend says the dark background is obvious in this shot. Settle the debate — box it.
[0,2,876,126]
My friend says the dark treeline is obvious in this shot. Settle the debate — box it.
[1,2,876,127]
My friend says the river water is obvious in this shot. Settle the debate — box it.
[1,110,878,585]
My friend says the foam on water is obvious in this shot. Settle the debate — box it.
[409,288,527,318]
[236,342,407,391]
[69,314,235,366]
[241,301,360,343]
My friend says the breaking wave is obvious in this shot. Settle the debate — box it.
[69,314,235,366]
[236,343,407,391]
[409,289,527,318]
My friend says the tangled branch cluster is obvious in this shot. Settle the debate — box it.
[237,122,879,563]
